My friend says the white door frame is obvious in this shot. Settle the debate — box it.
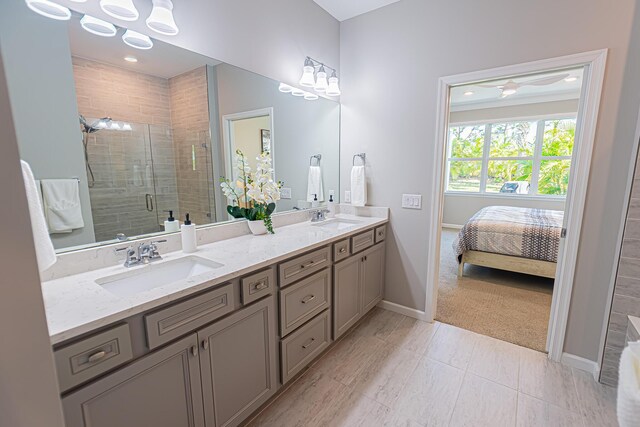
[425,49,607,362]
[221,107,275,181]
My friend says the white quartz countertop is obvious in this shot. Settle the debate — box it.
[43,214,387,345]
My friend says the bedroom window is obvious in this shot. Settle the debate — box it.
[446,117,576,197]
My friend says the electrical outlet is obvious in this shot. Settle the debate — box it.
[344,190,351,203]
[280,187,292,199]
[402,193,422,209]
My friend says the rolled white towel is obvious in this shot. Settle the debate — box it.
[21,161,56,273]
[618,341,640,427]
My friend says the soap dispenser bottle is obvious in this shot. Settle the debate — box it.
[181,213,197,253]
[164,210,180,232]
[311,194,319,208]
[327,194,336,218]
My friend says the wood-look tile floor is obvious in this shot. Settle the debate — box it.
[247,308,618,427]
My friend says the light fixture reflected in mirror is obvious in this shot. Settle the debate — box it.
[124,55,138,63]
[100,0,139,21]
[146,0,179,35]
[278,83,293,93]
[304,92,318,101]
[80,15,117,37]
[291,88,305,97]
[25,0,71,20]
[122,30,153,50]
[122,123,132,131]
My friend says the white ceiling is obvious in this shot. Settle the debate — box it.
[450,67,584,111]
[313,0,403,21]
[67,15,220,79]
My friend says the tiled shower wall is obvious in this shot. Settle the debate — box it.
[168,67,215,226]
[601,151,640,386]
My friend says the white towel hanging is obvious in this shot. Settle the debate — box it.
[307,165,324,202]
[350,165,367,206]
[21,161,56,273]
[618,341,640,427]
[41,179,85,234]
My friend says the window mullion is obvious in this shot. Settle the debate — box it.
[531,120,545,195]
[480,123,491,193]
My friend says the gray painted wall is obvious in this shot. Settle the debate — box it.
[214,63,340,212]
[0,1,96,249]
[56,0,340,87]
[0,21,66,427]
[340,0,640,362]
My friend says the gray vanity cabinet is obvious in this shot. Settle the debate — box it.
[198,296,278,427]
[62,334,205,427]
[333,242,386,339]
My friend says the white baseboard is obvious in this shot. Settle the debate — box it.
[561,352,600,380]
[377,300,429,321]
[442,223,463,230]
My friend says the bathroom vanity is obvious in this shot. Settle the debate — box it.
[42,210,388,427]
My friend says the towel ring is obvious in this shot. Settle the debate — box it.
[353,153,366,166]
[310,154,322,166]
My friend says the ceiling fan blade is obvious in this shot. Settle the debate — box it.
[520,73,570,86]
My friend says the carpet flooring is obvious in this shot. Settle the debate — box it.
[436,228,554,352]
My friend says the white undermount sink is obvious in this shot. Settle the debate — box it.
[311,218,362,230]
[96,256,224,297]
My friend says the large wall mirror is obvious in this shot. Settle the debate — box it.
[19,14,340,252]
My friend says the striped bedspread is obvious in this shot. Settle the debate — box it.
[453,206,563,263]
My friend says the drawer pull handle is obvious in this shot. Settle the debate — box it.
[87,350,107,363]
[254,281,268,290]
[302,337,315,349]
[339,248,346,253]
[301,295,315,304]
[300,261,315,269]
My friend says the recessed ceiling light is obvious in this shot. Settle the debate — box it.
[146,0,179,36]
[124,55,138,63]
[100,0,139,21]
[122,30,153,50]
[24,0,71,20]
[464,91,474,96]
[80,15,117,37]
[564,76,578,82]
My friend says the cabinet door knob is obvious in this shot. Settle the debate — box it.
[191,345,198,357]
[87,350,107,363]
[301,295,315,304]
[302,337,315,349]
[201,340,209,350]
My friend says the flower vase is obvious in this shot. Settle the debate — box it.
[247,219,268,235]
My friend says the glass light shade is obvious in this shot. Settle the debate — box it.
[25,0,71,20]
[278,83,293,93]
[502,88,517,96]
[70,0,87,2]
[110,122,122,130]
[146,0,178,35]
[314,68,328,93]
[326,76,341,96]
[304,92,318,101]
[299,65,315,87]
[80,15,117,37]
[122,123,132,131]
[291,88,305,97]
[122,30,153,50]
[100,0,139,21]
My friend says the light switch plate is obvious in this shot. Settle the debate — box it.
[280,187,292,199]
[345,190,351,203]
[402,193,422,209]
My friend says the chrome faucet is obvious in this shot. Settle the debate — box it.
[115,239,167,267]
[310,209,330,222]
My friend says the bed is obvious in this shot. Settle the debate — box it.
[452,206,563,279]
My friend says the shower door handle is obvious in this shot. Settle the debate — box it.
[145,193,154,212]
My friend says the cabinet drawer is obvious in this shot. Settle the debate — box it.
[279,268,331,337]
[145,283,235,350]
[333,238,351,262]
[281,310,331,383]
[241,268,274,305]
[352,229,374,253]
[54,324,133,393]
[375,225,386,243]
[279,246,331,288]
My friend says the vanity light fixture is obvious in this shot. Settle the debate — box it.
[291,88,306,97]
[122,29,153,50]
[278,83,293,93]
[100,0,139,22]
[122,123,133,131]
[326,70,341,96]
[298,56,340,96]
[124,55,138,62]
[304,92,319,101]
[564,76,578,82]
[146,0,179,35]
[24,0,71,20]
[464,91,474,96]
[80,15,117,37]
[69,0,87,2]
